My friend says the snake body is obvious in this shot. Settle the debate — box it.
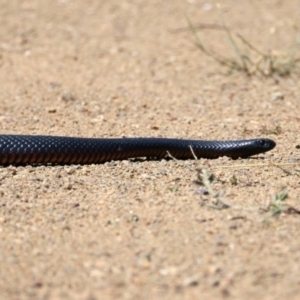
[0,135,276,165]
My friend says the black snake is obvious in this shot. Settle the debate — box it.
[0,135,276,165]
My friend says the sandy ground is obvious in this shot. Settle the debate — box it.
[0,0,300,299]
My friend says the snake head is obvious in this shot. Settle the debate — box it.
[238,138,276,158]
[254,138,276,151]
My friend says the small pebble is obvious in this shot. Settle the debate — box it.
[271,92,284,101]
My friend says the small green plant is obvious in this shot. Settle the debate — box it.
[229,175,238,185]
[196,168,231,210]
[270,189,289,216]
[263,189,300,218]
[187,6,300,77]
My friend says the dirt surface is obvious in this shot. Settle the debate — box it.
[0,0,300,299]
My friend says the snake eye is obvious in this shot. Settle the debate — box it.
[259,139,267,146]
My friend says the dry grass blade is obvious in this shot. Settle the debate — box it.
[272,163,300,178]
[170,23,229,34]
[187,8,300,77]
[185,15,240,69]
[216,4,250,74]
